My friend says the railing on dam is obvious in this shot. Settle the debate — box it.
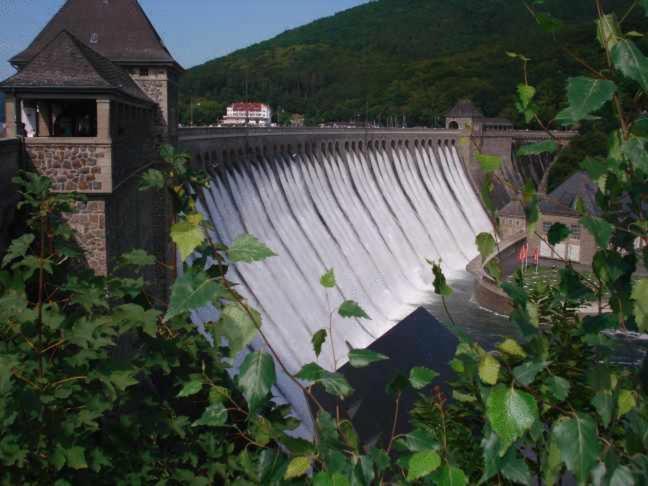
[177,127,465,168]
[177,126,460,141]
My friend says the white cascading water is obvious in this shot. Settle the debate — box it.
[193,141,492,435]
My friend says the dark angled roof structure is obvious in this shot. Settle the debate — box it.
[447,99,484,118]
[9,0,181,71]
[540,172,599,216]
[1,31,153,104]
[499,200,525,218]
[546,171,599,216]
[499,172,599,219]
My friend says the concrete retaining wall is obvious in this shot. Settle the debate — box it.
[470,235,527,315]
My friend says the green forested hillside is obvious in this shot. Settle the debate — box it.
[179,0,642,127]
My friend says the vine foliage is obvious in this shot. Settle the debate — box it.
[1,1,648,484]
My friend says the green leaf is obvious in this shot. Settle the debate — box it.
[348,349,389,368]
[433,465,468,486]
[2,234,35,268]
[114,303,160,337]
[486,384,539,456]
[544,376,570,402]
[622,137,648,174]
[544,439,562,486]
[453,391,477,403]
[617,390,637,419]
[580,157,609,186]
[479,353,501,385]
[177,379,203,398]
[227,234,276,263]
[581,216,614,249]
[501,449,533,485]
[610,465,635,486]
[320,268,336,288]
[535,12,563,33]
[513,361,546,386]
[164,269,223,322]
[409,367,440,390]
[339,420,360,451]
[296,363,353,398]
[192,403,228,427]
[238,352,276,414]
[313,472,350,486]
[597,14,622,50]
[641,0,648,16]
[65,446,88,470]
[476,232,497,260]
[497,339,527,359]
[517,84,536,108]
[312,329,327,357]
[565,76,617,122]
[338,300,370,319]
[551,414,602,483]
[407,450,441,481]
[517,140,558,157]
[523,187,540,235]
[219,302,262,357]
[477,153,503,173]
[631,278,648,332]
[120,249,155,267]
[51,446,66,471]
[284,456,311,480]
[401,429,439,451]
[548,223,570,245]
[171,213,206,262]
[139,168,165,191]
[430,261,453,297]
[611,39,648,92]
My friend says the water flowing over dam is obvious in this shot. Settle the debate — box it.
[182,130,493,431]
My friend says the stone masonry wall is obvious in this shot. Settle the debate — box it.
[24,141,112,192]
[131,68,171,144]
[64,200,107,275]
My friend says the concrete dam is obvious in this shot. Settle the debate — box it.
[179,128,493,430]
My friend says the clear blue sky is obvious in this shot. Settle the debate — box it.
[0,0,368,80]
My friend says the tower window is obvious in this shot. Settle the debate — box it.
[139,68,149,76]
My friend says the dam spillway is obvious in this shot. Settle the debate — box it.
[181,130,493,430]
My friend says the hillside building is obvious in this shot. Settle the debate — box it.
[222,102,272,127]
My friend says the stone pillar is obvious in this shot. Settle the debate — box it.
[96,99,111,141]
[4,95,18,138]
[37,101,51,137]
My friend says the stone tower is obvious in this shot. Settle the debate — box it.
[445,99,484,131]
[8,0,182,144]
[1,0,182,297]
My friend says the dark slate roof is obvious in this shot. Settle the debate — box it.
[447,99,484,118]
[546,171,599,216]
[0,31,153,104]
[500,200,525,218]
[10,0,180,70]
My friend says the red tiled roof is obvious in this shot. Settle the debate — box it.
[230,102,267,111]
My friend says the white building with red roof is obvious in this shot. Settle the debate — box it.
[222,102,272,127]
